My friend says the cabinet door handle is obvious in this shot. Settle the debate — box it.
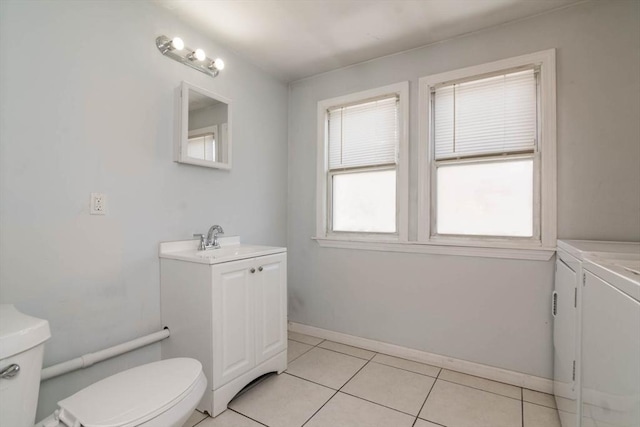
[258,266,263,272]
[250,268,256,274]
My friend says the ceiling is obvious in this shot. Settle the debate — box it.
[154,0,581,82]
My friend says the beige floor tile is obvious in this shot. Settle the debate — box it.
[342,362,435,416]
[196,410,264,427]
[371,353,440,377]
[438,369,521,399]
[305,392,415,427]
[286,347,367,389]
[523,402,561,427]
[288,331,324,346]
[420,380,521,427]
[287,339,313,363]
[413,419,443,427]
[557,409,578,427]
[318,340,376,360]
[523,389,557,408]
[229,373,334,427]
[183,410,207,426]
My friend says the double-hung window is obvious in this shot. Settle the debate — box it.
[316,82,409,241]
[419,50,556,250]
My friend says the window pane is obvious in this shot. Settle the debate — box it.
[328,97,398,169]
[187,134,216,161]
[436,159,533,237]
[332,169,396,233]
[434,69,537,159]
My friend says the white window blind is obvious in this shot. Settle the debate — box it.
[434,69,537,160]
[328,96,398,169]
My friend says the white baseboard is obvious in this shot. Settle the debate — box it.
[288,321,553,394]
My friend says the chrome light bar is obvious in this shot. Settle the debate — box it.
[155,35,225,78]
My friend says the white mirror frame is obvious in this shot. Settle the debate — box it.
[175,81,232,170]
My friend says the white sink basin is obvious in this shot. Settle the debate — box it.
[159,237,286,265]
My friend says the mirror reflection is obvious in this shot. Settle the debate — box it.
[177,82,231,169]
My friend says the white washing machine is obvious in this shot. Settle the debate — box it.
[581,256,640,427]
[553,240,640,427]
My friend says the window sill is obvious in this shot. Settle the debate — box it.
[312,237,555,261]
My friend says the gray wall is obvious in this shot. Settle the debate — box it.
[287,0,640,379]
[0,0,288,419]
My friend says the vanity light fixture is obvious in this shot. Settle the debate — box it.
[188,48,207,62]
[156,35,224,78]
[157,36,184,54]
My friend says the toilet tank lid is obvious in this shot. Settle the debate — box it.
[57,358,203,427]
[0,304,51,359]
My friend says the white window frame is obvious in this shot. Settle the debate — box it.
[315,81,409,243]
[418,49,557,251]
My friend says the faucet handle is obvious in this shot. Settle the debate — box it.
[193,234,206,251]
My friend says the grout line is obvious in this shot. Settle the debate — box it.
[298,362,358,427]
[522,388,525,427]
[412,373,438,427]
[311,346,371,361]
[301,353,377,426]
[288,336,325,347]
[283,371,339,391]
[436,378,522,402]
[191,414,207,427]
[374,351,444,372]
[369,360,440,379]
[317,342,376,360]
[338,357,373,392]
[287,345,314,363]
[300,389,339,426]
[334,356,435,419]
[441,367,524,389]
[523,399,558,410]
[338,390,421,418]
[227,408,270,426]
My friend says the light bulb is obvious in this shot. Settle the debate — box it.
[194,49,206,61]
[171,37,184,51]
[213,58,225,70]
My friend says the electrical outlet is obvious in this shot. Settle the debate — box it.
[90,193,106,215]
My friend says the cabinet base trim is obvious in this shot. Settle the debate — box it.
[204,350,287,417]
[288,322,552,394]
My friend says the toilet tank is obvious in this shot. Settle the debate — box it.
[0,304,51,427]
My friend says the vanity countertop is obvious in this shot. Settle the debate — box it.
[159,236,286,265]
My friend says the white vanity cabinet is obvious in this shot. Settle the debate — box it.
[159,239,287,417]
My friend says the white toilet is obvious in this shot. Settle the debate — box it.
[0,304,207,427]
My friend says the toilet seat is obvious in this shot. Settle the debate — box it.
[53,358,203,427]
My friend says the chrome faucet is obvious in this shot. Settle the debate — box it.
[193,225,224,250]
[207,225,224,249]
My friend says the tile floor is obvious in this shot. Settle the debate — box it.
[183,332,561,427]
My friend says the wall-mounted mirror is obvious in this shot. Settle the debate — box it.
[175,81,231,169]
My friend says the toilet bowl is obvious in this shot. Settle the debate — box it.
[0,305,207,427]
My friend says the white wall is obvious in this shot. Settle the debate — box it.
[287,0,640,379]
[0,0,288,419]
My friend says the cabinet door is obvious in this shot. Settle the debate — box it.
[212,258,255,387]
[553,256,579,427]
[553,257,577,393]
[254,253,287,365]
